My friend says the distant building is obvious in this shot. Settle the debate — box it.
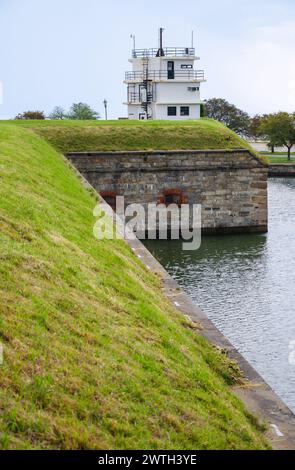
[124,28,206,120]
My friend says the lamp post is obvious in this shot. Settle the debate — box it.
[103,99,108,120]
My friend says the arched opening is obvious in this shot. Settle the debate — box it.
[100,191,117,211]
[158,189,188,207]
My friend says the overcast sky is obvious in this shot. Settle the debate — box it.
[0,0,295,119]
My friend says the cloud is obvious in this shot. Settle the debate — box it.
[205,21,295,115]
[288,79,295,108]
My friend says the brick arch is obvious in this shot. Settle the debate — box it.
[100,191,117,210]
[158,188,188,207]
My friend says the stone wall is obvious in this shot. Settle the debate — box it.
[66,149,268,234]
[269,164,295,177]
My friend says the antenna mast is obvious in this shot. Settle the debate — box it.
[130,34,136,51]
[156,27,165,57]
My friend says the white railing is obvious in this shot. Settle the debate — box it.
[125,70,204,82]
[132,47,195,58]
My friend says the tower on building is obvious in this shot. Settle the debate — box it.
[124,28,206,120]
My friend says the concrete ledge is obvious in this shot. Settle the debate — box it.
[269,165,295,177]
[201,225,268,235]
[66,148,267,168]
[66,148,255,156]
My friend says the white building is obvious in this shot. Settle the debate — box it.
[124,29,206,120]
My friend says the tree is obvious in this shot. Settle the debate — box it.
[248,115,264,141]
[49,106,67,120]
[15,110,45,120]
[247,113,277,152]
[204,98,250,137]
[68,102,100,120]
[248,114,276,152]
[200,103,206,118]
[260,112,295,161]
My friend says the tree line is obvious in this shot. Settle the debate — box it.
[15,103,100,121]
[204,98,295,161]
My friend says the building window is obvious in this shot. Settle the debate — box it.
[167,106,177,116]
[181,64,193,69]
[180,106,190,116]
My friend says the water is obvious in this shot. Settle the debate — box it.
[144,178,295,413]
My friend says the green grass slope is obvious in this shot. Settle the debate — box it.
[4,119,263,159]
[0,124,269,449]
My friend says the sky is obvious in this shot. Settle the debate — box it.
[0,0,295,119]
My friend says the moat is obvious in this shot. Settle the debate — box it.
[144,178,295,413]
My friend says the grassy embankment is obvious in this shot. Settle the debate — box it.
[0,122,270,449]
[5,118,265,162]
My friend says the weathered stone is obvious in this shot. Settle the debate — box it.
[251,181,268,189]
[66,149,268,234]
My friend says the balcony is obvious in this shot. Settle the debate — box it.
[128,92,143,104]
[125,69,205,82]
[132,47,195,58]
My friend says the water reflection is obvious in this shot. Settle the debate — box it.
[144,179,295,413]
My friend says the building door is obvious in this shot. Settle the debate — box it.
[167,61,174,79]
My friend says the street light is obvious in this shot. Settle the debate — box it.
[103,99,108,120]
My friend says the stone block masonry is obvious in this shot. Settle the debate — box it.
[269,164,295,177]
[66,149,268,234]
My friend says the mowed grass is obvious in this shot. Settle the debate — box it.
[0,124,270,449]
[261,151,295,156]
[2,119,263,160]
[267,155,295,164]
